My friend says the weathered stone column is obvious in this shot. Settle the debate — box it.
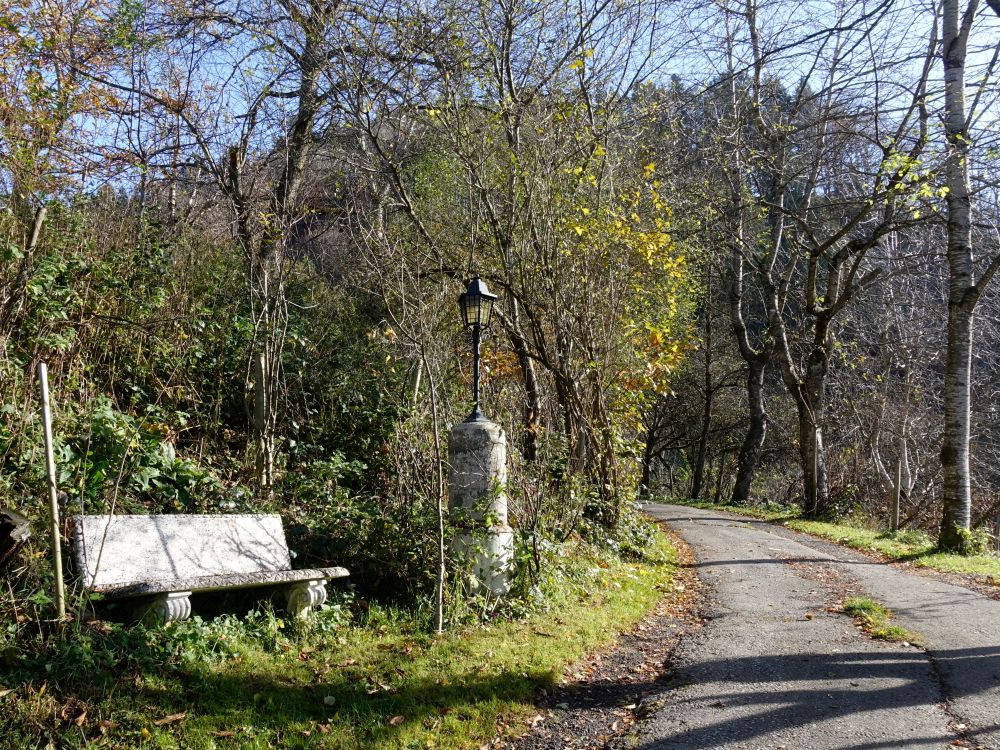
[448,418,513,595]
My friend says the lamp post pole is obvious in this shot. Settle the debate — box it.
[470,324,482,421]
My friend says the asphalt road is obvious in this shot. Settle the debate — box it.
[624,503,1000,750]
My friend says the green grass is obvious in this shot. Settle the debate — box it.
[0,534,680,750]
[841,596,920,644]
[668,499,1000,581]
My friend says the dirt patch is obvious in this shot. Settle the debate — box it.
[497,528,704,750]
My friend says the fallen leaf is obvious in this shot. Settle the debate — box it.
[154,712,187,726]
[58,701,86,726]
[0,688,13,698]
[388,715,405,726]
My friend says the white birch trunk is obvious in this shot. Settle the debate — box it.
[938,0,977,550]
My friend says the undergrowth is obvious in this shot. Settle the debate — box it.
[0,519,679,750]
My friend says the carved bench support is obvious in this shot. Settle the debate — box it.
[144,591,193,624]
[285,580,327,619]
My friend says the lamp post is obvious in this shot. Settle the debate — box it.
[449,275,512,594]
[458,276,498,422]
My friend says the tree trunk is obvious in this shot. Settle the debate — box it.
[639,434,654,499]
[725,168,771,507]
[940,302,975,547]
[690,384,712,499]
[512,336,541,462]
[691,281,713,499]
[938,0,977,550]
[732,358,767,505]
[798,407,829,517]
[713,452,727,503]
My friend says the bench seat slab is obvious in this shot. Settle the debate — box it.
[91,566,349,598]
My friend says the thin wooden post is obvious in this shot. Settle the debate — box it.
[891,456,901,533]
[254,352,266,439]
[38,362,66,619]
[254,352,271,494]
[812,426,819,515]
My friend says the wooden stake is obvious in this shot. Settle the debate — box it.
[892,456,902,533]
[38,362,66,619]
[813,426,819,515]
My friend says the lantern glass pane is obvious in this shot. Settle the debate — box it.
[465,296,482,326]
[480,295,494,325]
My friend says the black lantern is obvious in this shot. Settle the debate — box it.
[458,276,498,421]
[458,275,497,329]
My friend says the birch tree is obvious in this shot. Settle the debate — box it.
[937,0,1000,549]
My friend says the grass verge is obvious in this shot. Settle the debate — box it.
[0,533,679,750]
[841,596,921,645]
[667,499,1000,581]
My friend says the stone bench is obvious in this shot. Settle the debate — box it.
[71,514,348,622]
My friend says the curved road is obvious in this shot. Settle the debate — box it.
[624,503,1000,750]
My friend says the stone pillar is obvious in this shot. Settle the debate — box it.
[448,419,513,595]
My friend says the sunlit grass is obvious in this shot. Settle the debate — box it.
[2,534,680,750]
[842,596,920,644]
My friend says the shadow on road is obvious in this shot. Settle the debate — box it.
[615,646,1000,749]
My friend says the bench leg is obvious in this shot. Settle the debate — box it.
[144,591,193,624]
[285,580,327,619]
